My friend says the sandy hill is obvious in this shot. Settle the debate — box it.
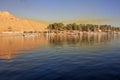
[0,11,47,33]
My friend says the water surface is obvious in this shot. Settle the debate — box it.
[0,34,120,80]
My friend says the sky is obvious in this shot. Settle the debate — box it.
[0,0,120,26]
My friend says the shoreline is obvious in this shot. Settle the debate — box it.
[0,31,120,37]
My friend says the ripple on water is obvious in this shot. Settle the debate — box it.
[0,35,120,80]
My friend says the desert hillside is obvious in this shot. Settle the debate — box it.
[0,11,47,33]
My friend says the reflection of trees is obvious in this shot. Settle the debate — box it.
[49,35,65,46]
[48,34,113,47]
[0,34,115,59]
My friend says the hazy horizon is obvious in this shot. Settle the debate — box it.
[0,0,120,26]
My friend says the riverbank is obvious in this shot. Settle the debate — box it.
[0,31,120,37]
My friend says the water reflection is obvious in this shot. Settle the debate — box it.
[0,36,48,59]
[0,34,118,59]
[49,34,114,47]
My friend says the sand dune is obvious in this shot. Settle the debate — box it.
[0,11,47,32]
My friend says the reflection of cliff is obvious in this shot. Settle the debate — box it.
[0,34,115,59]
[0,36,48,59]
[49,34,113,48]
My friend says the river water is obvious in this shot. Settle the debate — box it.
[0,34,120,80]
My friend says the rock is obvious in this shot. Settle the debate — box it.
[0,11,47,33]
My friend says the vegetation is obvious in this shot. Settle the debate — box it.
[47,23,120,32]
[8,26,12,31]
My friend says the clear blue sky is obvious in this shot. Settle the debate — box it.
[0,0,120,26]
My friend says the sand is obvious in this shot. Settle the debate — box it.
[0,11,47,33]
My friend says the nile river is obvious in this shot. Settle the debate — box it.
[0,34,120,80]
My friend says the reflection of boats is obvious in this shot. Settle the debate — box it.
[0,33,117,59]
[0,31,23,36]
[67,31,79,35]
[23,33,37,37]
[113,31,119,34]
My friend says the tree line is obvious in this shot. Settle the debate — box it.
[47,23,120,32]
